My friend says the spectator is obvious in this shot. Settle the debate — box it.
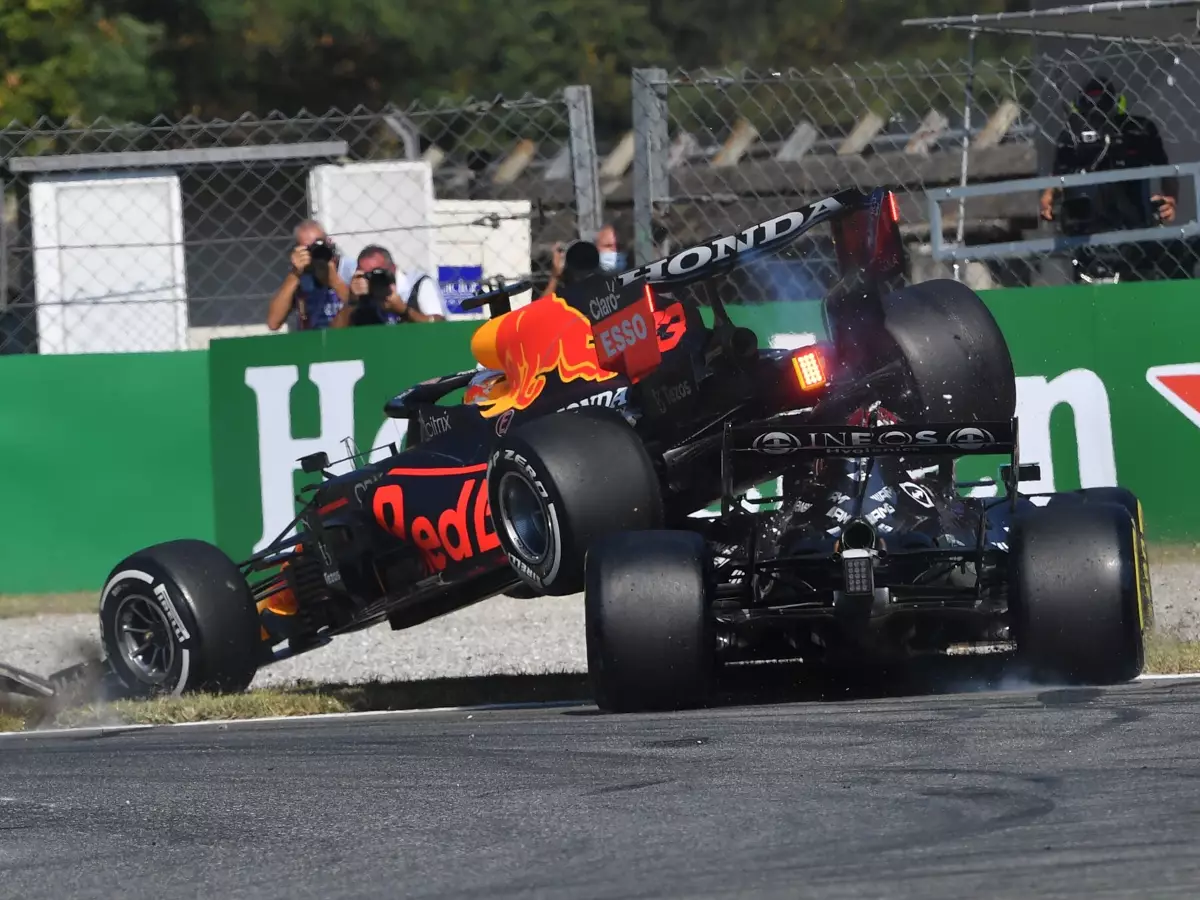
[1039,77,1178,283]
[331,244,446,327]
[266,219,355,330]
[594,223,626,273]
[542,223,626,298]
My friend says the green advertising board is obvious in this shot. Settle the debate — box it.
[0,349,215,594]
[206,279,1200,565]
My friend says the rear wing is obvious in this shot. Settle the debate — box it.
[718,416,1039,517]
[557,186,904,384]
[730,420,1017,458]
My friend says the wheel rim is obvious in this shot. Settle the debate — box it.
[497,471,550,564]
[113,593,176,685]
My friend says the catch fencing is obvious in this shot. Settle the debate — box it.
[0,89,603,355]
[626,39,1200,295]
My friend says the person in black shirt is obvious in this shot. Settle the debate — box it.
[1039,78,1178,282]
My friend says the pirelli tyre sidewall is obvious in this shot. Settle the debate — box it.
[487,409,664,596]
[99,539,260,699]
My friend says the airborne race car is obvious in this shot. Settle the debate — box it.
[89,187,1152,711]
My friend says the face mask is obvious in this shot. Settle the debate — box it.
[598,250,625,272]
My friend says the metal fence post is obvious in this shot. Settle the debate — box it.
[632,68,669,266]
[564,85,603,241]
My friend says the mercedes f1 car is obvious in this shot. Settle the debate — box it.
[85,186,1151,707]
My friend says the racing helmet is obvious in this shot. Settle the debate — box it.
[463,367,508,406]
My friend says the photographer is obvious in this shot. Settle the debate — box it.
[1039,78,1178,283]
[331,245,446,327]
[266,219,355,330]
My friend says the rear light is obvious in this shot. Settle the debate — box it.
[885,190,900,224]
[642,283,658,313]
[791,347,826,391]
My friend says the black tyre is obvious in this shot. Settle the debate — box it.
[1009,502,1146,685]
[585,530,715,713]
[879,278,1016,422]
[488,409,663,595]
[1054,486,1154,631]
[99,539,261,699]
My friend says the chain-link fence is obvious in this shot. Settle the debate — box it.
[625,39,1200,297]
[0,88,605,355]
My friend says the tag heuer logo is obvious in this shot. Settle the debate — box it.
[946,427,994,450]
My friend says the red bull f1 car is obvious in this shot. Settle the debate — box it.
[50,186,1149,709]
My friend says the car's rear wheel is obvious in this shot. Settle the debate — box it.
[487,409,663,596]
[1008,502,1146,685]
[99,539,261,699]
[585,529,716,713]
[1051,486,1154,630]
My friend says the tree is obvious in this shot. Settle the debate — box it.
[6,0,1033,130]
[0,0,173,125]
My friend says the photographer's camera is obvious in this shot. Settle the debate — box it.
[365,267,395,298]
[307,238,335,269]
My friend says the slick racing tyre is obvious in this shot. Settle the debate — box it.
[1051,486,1154,631]
[1009,502,1145,686]
[488,409,663,596]
[877,278,1017,422]
[585,530,716,713]
[99,540,261,699]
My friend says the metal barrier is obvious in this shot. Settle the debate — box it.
[928,163,1200,262]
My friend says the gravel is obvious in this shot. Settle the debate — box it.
[3,563,1200,688]
[0,593,588,689]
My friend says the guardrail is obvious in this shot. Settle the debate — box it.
[925,163,1200,262]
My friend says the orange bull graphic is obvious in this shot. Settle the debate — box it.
[468,294,620,418]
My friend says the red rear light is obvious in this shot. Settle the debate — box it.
[886,191,900,224]
[643,283,655,312]
[791,347,826,391]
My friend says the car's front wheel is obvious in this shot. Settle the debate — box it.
[99,539,261,699]
[487,409,663,596]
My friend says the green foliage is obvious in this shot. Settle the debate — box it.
[3,0,1035,128]
[0,0,172,125]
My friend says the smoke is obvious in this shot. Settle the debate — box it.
[930,655,1071,698]
[2,635,125,731]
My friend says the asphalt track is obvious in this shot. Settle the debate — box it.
[5,676,1200,900]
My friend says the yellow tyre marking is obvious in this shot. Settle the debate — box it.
[1135,499,1153,631]
[1132,519,1145,633]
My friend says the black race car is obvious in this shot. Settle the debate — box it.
[82,186,1147,705]
[583,417,1153,713]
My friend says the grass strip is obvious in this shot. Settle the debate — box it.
[1144,631,1200,675]
[2,673,595,733]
